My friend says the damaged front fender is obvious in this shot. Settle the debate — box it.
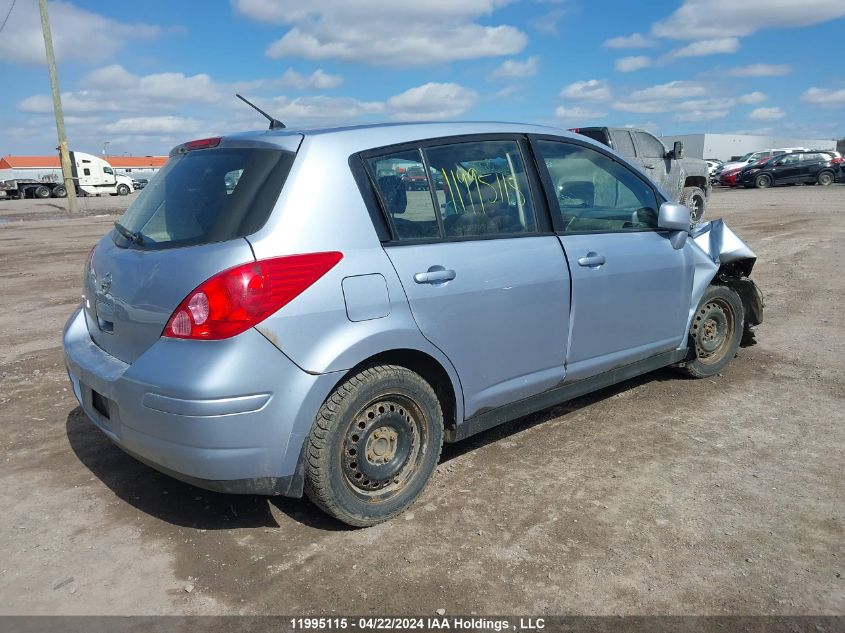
[684,219,763,335]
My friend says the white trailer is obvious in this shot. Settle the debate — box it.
[0,152,134,199]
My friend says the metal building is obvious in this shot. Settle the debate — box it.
[659,134,836,162]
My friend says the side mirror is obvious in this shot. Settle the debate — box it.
[672,141,684,159]
[658,202,690,248]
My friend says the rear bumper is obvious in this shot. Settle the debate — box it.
[62,306,339,496]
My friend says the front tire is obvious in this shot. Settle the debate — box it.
[116,184,130,196]
[305,365,444,527]
[754,174,772,189]
[680,186,706,223]
[678,285,744,378]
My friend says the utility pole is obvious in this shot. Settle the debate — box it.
[38,0,78,213]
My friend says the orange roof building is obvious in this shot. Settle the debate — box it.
[0,155,167,170]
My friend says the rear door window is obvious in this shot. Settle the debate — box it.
[610,130,636,157]
[424,140,537,237]
[114,147,294,250]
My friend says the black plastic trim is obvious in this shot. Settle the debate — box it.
[448,348,688,442]
[348,154,392,242]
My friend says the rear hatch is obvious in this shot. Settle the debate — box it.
[84,136,301,364]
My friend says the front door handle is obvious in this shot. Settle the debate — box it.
[643,164,656,169]
[577,253,606,267]
[414,267,456,284]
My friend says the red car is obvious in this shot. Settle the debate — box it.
[720,157,772,187]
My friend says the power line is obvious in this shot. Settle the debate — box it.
[0,0,16,35]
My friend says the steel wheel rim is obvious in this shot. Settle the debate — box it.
[340,394,427,501]
[691,298,735,365]
[820,173,832,185]
[756,175,771,188]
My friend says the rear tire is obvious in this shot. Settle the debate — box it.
[51,185,67,198]
[754,174,772,189]
[817,171,834,186]
[116,184,130,196]
[305,365,444,527]
[680,186,706,223]
[33,185,51,199]
[677,285,744,379]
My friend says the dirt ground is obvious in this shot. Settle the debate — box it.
[0,185,843,616]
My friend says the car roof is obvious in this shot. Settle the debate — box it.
[224,120,580,150]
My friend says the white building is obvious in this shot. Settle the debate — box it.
[659,134,836,162]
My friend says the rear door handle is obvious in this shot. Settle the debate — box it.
[577,254,606,267]
[414,268,456,284]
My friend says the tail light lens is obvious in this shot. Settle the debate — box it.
[832,156,844,164]
[163,252,343,340]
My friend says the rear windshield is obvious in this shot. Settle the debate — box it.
[114,147,294,250]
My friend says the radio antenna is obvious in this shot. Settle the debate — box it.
[235,93,286,130]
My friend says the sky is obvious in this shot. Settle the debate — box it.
[0,0,844,157]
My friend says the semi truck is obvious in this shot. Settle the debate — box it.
[0,151,134,199]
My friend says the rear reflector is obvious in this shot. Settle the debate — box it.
[163,252,343,340]
[184,137,222,150]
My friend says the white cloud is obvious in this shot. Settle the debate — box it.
[0,0,160,65]
[674,109,729,122]
[802,87,845,107]
[603,33,654,48]
[492,57,539,79]
[652,0,845,40]
[560,79,612,102]
[676,98,735,111]
[738,91,767,104]
[277,68,344,90]
[628,81,707,101]
[727,64,791,77]
[613,100,672,114]
[668,37,739,58]
[554,105,607,119]
[233,0,527,65]
[102,116,204,136]
[748,107,785,120]
[268,95,386,121]
[386,83,478,120]
[615,56,652,72]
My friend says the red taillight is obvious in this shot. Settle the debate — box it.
[184,137,221,150]
[832,157,844,164]
[163,252,343,340]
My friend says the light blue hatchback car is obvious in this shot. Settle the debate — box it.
[63,122,763,526]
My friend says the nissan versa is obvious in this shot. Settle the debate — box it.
[63,122,763,527]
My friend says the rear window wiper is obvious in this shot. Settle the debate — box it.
[113,221,144,245]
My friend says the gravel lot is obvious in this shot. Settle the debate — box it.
[0,185,843,616]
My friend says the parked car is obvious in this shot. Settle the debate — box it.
[570,127,710,223]
[736,150,841,188]
[402,166,428,191]
[63,122,762,527]
[705,159,723,185]
[132,178,149,190]
[716,147,808,178]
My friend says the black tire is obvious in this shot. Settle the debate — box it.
[754,174,772,189]
[33,185,51,199]
[680,186,705,223]
[51,185,67,198]
[677,285,744,378]
[305,365,444,527]
[116,184,130,196]
[817,171,834,186]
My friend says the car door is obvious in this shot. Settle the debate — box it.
[365,138,571,419]
[531,136,693,381]
[798,153,822,182]
[771,153,801,183]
